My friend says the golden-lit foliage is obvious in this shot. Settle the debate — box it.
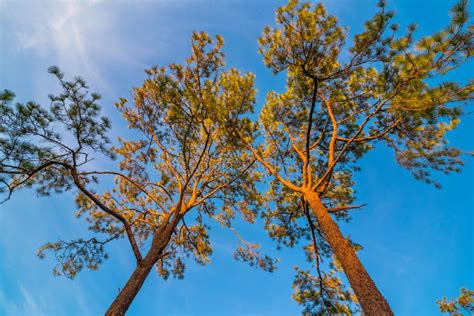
[96,31,275,277]
[437,288,474,316]
[0,32,276,284]
[248,0,473,313]
[0,0,472,314]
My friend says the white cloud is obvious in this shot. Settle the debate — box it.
[2,0,154,96]
[0,283,44,316]
[19,284,44,316]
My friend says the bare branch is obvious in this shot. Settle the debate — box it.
[327,204,366,213]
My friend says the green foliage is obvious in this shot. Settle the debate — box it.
[0,68,112,201]
[259,0,345,77]
[1,1,472,312]
[292,266,358,315]
[1,69,115,277]
[37,238,109,279]
[1,32,273,280]
[437,288,474,316]
[73,31,275,278]
[233,243,278,272]
[254,0,473,312]
[111,31,271,277]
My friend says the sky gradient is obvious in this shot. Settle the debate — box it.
[0,0,473,315]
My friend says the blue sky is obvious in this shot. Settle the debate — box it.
[0,0,472,315]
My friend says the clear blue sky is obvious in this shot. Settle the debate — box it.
[0,0,472,315]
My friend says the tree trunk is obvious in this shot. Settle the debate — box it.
[304,190,393,316]
[105,255,158,316]
[105,218,178,316]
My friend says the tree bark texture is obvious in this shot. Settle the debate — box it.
[304,190,394,316]
[105,220,177,316]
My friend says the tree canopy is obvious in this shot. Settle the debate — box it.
[0,32,274,314]
[242,0,473,314]
[0,0,472,315]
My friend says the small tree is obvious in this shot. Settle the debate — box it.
[0,32,273,315]
[236,0,473,314]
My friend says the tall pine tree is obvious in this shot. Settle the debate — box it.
[0,32,272,315]
[235,0,473,314]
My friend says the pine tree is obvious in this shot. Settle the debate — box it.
[235,0,473,314]
[0,32,273,315]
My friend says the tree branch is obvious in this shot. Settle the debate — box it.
[327,204,366,213]
[304,79,319,187]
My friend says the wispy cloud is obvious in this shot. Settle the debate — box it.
[19,284,44,316]
[0,279,94,316]
[1,0,156,96]
[0,282,44,316]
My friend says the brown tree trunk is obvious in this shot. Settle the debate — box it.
[105,255,158,316]
[304,190,393,316]
[105,218,178,316]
